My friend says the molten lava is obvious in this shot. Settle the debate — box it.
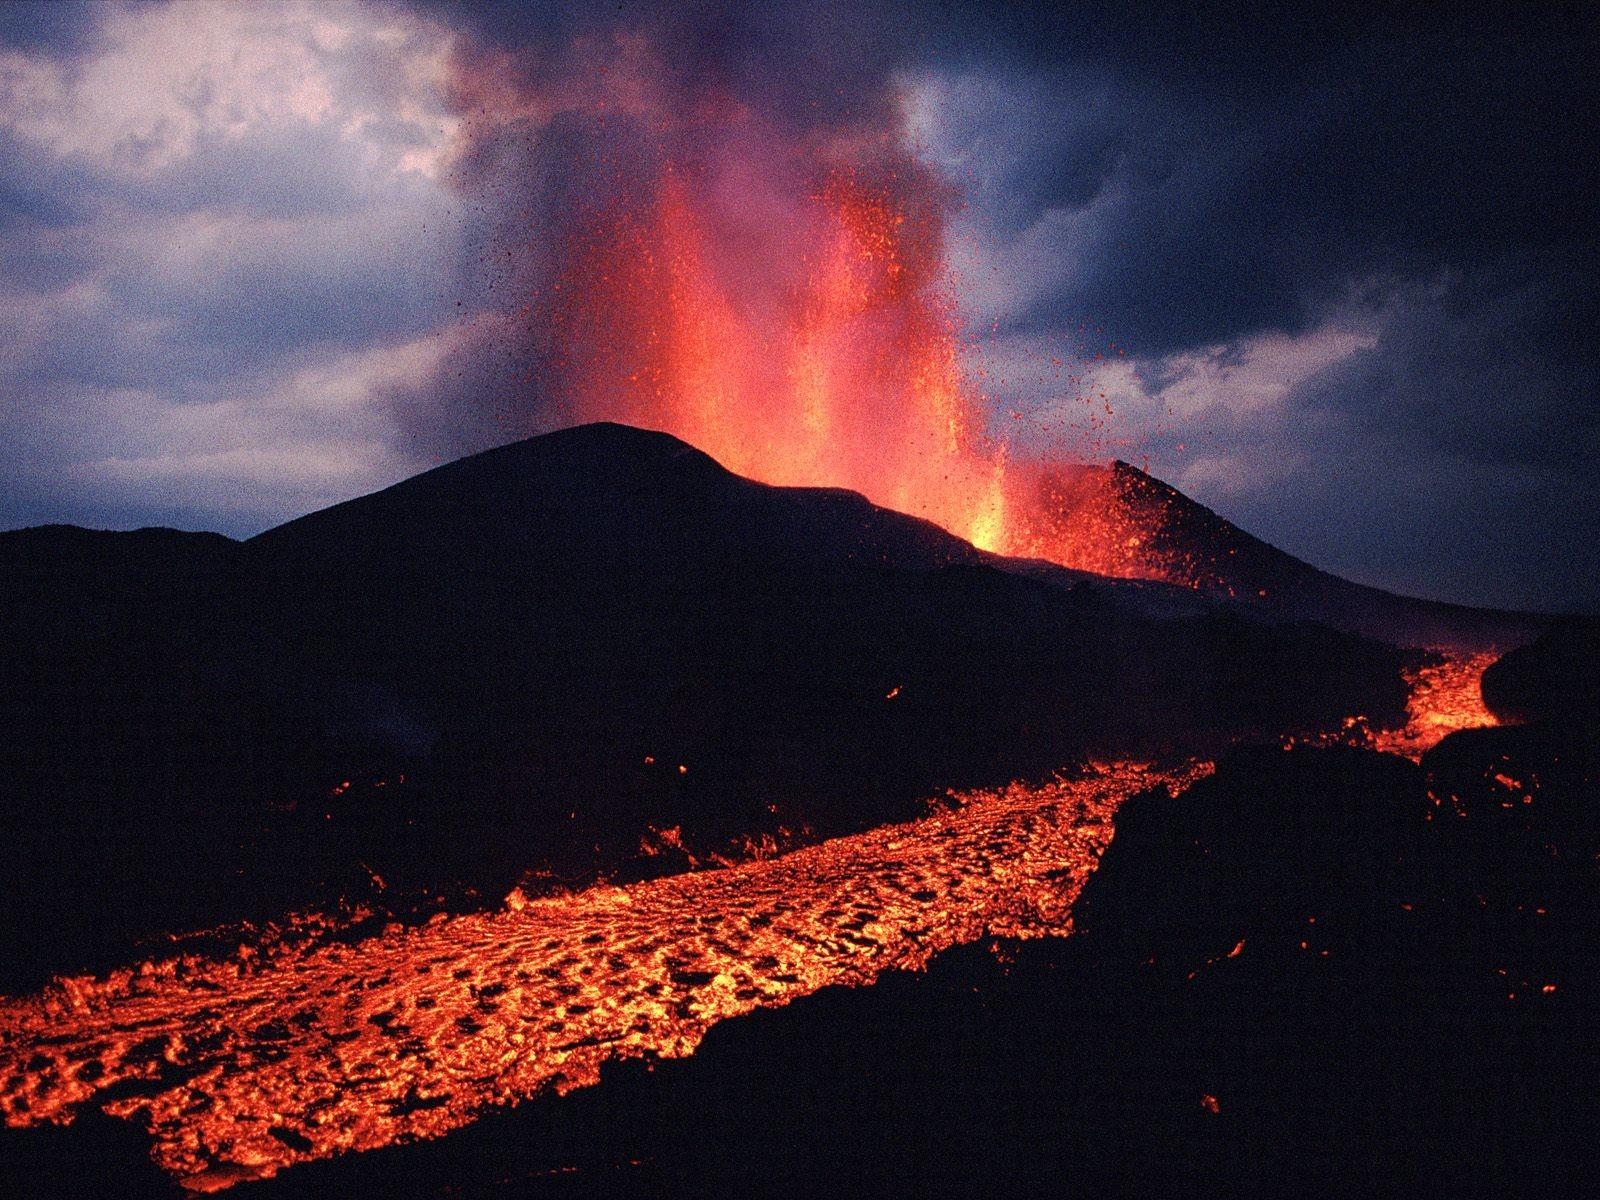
[1303,649,1500,759]
[0,763,1196,1190]
[1369,650,1501,759]
[548,163,1021,556]
[0,651,1492,1190]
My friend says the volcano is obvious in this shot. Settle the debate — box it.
[0,420,1513,992]
[1032,459,1541,649]
[0,421,1584,1196]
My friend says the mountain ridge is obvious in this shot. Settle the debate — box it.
[1097,457,1543,648]
[4,422,1546,649]
[0,420,1421,990]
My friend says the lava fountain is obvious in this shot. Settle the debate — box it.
[450,31,1163,579]
[546,160,1015,554]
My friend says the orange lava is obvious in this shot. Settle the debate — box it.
[1326,650,1499,760]
[538,145,1175,581]
[0,761,1201,1191]
[551,166,1012,554]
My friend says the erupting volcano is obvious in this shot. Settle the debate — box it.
[3,6,1595,1198]
[452,38,1182,590]
[546,160,1022,556]
[525,143,1534,646]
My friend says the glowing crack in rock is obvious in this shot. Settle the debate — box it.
[0,762,1201,1191]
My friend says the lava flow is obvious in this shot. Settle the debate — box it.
[1369,650,1500,759]
[0,654,1499,1189]
[1295,650,1499,760]
[0,762,1198,1191]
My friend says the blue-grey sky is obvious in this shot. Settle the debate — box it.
[1,1,1595,611]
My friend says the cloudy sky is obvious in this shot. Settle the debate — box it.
[1,0,1595,611]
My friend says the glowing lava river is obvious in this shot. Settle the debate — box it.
[0,761,1202,1191]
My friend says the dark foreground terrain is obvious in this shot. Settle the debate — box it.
[8,669,1597,1198]
[2,425,1588,1196]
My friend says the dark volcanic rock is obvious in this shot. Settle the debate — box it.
[0,424,1416,989]
[1422,720,1600,997]
[1102,460,1546,650]
[1423,721,1600,887]
[10,744,1600,1200]
[1083,735,1600,1001]
[1025,745,1597,1199]
[1073,746,1430,973]
[0,1105,176,1199]
[1481,621,1600,725]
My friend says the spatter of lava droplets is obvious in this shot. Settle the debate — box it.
[543,161,1174,580]
[0,763,1201,1191]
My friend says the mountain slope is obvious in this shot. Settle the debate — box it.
[0,423,1414,988]
[1062,460,1543,650]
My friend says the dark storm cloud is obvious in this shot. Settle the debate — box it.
[0,0,100,55]
[0,139,96,234]
[898,3,1600,609]
[422,0,1600,357]
[921,4,1600,354]
[0,1,466,535]
[1126,278,1598,611]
